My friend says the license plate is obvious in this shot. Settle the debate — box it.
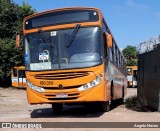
[56,93,68,98]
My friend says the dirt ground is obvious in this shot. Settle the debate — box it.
[0,87,160,130]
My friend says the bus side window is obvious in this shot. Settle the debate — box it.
[102,21,108,60]
[110,48,113,62]
[18,70,26,78]
[103,33,107,59]
[115,46,119,67]
[112,43,115,63]
[13,68,17,77]
[113,44,117,65]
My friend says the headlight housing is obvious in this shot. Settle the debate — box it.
[26,80,45,92]
[78,74,102,91]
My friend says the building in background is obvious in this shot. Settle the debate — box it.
[138,35,160,112]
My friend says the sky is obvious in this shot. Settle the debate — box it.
[13,0,160,49]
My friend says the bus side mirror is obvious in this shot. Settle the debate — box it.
[105,32,112,48]
[16,34,20,48]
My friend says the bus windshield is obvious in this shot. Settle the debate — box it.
[25,27,102,71]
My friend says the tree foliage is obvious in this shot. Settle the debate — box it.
[122,45,138,66]
[0,0,35,85]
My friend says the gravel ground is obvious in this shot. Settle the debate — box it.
[0,87,159,130]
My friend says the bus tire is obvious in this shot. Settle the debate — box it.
[94,101,110,112]
[110,81,115,108]
[52,103,63,113]
[120,86,125,104]
[87,102,110,112]
[100,101,110,112]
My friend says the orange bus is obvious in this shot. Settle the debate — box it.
[16,7,127,112]
[11,66,26,88]
[127,66,138,87]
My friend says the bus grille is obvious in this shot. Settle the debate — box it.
[34,71,89,80]
[47,97,78,100]
[45,93,80,101]
[43,85,80,90]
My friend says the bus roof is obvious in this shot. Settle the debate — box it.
[12,66,25,70]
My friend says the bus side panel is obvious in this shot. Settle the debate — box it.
[107,62,127,100]
[11,77,18,87]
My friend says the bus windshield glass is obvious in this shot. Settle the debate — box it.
[25,27,102,71]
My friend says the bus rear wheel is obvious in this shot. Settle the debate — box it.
[93,101,110,112]
[86,102,110,112]
[52,103,63,113]
[99,101,110,112]
[120,86,125,104]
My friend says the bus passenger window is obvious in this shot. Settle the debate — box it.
[18,70,26,78]
[109,49,112,62]
[103,34,107,59]
[13,69,17,77]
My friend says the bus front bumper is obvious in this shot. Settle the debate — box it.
[26,81,110,104]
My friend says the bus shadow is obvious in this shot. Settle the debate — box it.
[30,105,104,118]
[110,101,122,110]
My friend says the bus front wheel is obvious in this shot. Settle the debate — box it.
[52,103,63,113]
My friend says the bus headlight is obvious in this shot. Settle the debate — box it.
[78,75,102,91]
[26,80,45,92]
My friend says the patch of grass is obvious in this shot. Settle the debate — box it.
[125,96,156,112]
[125,95,137,108]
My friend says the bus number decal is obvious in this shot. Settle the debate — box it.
[40,81,53,85]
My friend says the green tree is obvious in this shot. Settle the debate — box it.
[122,45,138,66]
[0,38,22,79]
[0,0,18,39]
[15,2,36,34]
[0,0,35,85]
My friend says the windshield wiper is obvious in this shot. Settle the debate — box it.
[66,24,80,48]
[38,28,54,48]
